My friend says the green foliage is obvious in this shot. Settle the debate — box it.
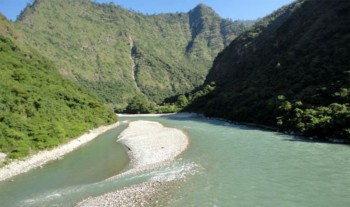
[153,104,181,114]
[15,0,252,105]
[176,95,189,108]
[183,82,216,111]
[0,31,117,160]
[123,95,182,114]
[189,0,350,141]
[277,101,350,139]
[125,96,153,114]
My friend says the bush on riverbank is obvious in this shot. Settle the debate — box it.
[0,32,117,160]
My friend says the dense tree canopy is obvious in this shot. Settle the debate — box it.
[0,16,116,160]
[187,0,350,141]
[16,0,253,108]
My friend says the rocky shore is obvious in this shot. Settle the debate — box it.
[0,122,120,182]
[77,120,193,207]
[0,152,6,164]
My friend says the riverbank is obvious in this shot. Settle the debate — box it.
[117,112,201,118]
[119,121,188,170]
[0,153,6,164]
[77,120,192,206]
[0,122,120,182]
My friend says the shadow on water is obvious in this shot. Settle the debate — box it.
[162,114,350,146]
[282,135,350,146]
[121,114,350,146]
[163,114,275,132]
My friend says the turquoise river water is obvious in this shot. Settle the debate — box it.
[0,116,349,206]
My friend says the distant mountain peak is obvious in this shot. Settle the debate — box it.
[195,3,211,9]
[15,0,251,104]
[0,13,17,37]
[192,0,350,140]
[191,3,217,16]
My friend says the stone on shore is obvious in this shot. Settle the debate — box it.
[77,120,192,207]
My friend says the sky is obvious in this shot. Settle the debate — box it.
[0,0,295,21]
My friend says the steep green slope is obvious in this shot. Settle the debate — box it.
[189,0,350,140]
[15,0,250,108]
[0,14,116,160]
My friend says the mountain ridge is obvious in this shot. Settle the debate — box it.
[15,0,253,108]
[188,0,350,140]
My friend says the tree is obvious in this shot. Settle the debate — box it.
[176,95,189,108]
[125,96,151,114]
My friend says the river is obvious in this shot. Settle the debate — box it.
[0,115,349,206]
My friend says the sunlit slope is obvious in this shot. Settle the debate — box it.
[16,0,251,106]
[0,14,116,159]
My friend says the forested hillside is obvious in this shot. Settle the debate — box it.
[15,0,251,108]
[188,0,350,141]
[0,14,116,160]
